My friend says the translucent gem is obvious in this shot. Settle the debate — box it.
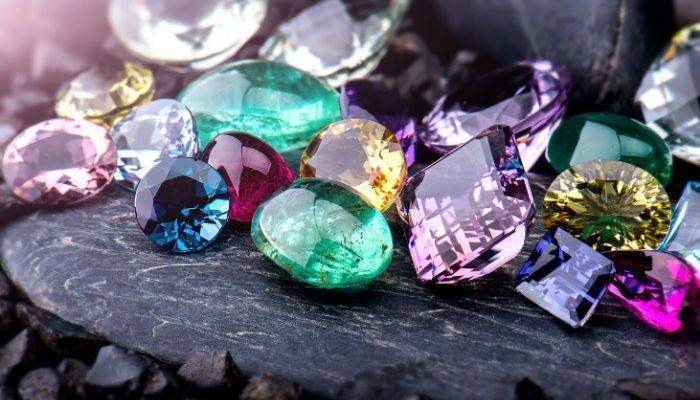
[200,132,294,222]
[251,178,393,288]
[418,60,571,170]
[178,60,341,152]
[2,118,117,205]
[55,62,155,128]
[259,0,410,87]
[134,157,229,253]
[515,228,615,328]
[108,0,267,69]
[396,126,535,284]
[111,99,199,191]
[543,160,671,252]
[660,181,700,271]
[300,119,407,212]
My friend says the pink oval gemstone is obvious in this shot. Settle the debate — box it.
[200,132,294,222]
[2,118,117,205]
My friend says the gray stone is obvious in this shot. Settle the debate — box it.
[56,358,88,399]
[85,345,146,397]
[0,330,41,386]
[177,351,244,396]
[240,373,302,400]
[17,368,60,400]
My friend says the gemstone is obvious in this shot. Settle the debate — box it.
[396,126,535,284]
[660,181,700,271]
[635,23,700,166]
[515,228,615,328]
[418,60,571,170]
[546,113,673,186]
[55,62,155,129]
[111,99,199,191]
[605,250,696,333]
[108,0,267,69]
[134,157,229,253]
[200,132,294,222]
[2,118,117,205]
[178,60,341,152]
[300,119,407,212]
[340,79,416,166]
[251,178,393,288]
[543,160,671,252]
[258,0,410,87]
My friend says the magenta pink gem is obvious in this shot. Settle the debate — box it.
[2,118,117,205]
[199,132,294,222]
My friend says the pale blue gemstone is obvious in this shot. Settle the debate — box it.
[660,181,700,270]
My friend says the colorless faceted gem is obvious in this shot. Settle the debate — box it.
[660,181,700,271]
[111,99,198,191]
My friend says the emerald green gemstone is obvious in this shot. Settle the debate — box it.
[546,112,673,186]
[177,60,342,152]
[251,178,393,288]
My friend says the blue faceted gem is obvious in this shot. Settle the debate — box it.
[134,157,229,253]
[660,181,700,270]
[515,228,614,328]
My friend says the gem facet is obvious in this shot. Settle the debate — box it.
[543,160,671,252]
[111,99,198,191]
[2,118,117,205]
[251,178,393,288]
[660,181,700,272]
[300,119,407,212]
[178,60,341,152]
[396,126,535,284]
[418,61,570,170]
[547,113,673,186]
[200,132,294,222]
[515,228,615,328]
[134,157,229,253]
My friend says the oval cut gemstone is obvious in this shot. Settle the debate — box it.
[2,118,117,206]
[251,178,393,288]
[300,119,407,211]
[547,113,673,186]
[200,132,294,222]
[177,60,342,152]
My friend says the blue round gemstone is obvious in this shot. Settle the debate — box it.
[134,157,229,253]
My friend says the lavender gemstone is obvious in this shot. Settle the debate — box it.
[418,60,571,170]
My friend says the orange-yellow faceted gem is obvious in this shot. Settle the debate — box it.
[300,119,407,211]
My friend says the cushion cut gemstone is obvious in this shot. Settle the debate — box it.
[134,157,229,253]
[2,118,117,205]
[200,132,295,222]
[178,60,342,152]
[515,228,615,328]
[543,160,671,252]
[300,119,407,212]
[251,178,393,288]
[660,181,700,272]
[396,126,535,284]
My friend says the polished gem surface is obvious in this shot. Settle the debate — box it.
[200,132,294,222]
[543,160,671,252]
[2,118,117,205]
[396,126,535,284]
[547,112,673,186]
[111,99,198,191]
[251,178,393,288]
[418,60,570,170]
[178,60,341,152]
[661,181,700,271]
[300,119,407,211]
[134,157,229,253]
[605,250,696,333]
[516,228,614,328]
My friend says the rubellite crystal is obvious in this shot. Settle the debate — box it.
[516,228,615,328]
[418,60,570,170]
[543,160,671,251]
[134,157,229,253]
[251,178,393,288]
[660,181,700,271]
[396,126,535,284]
[200,132,294,222]
[300,119,407,212]
[178,60,341,152]
[111,99,198,191]
[2,118,117,205]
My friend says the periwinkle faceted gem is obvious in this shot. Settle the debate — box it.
[660,181,700,271]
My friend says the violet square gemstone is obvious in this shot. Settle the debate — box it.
[397,125,535,284]
[515,228,615,328]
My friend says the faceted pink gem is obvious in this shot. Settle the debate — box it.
[200,132,294,222]
[2,118,117,205]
